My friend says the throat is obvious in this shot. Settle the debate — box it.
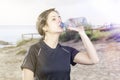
[43,39,59,49]
[44,33,60,49]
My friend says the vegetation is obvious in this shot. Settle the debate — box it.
[16,38,39,55]
[59,31,80,42]
[59,24,110,42]
[91,30,110,41]
[0,40,10,45]
[16,49,27,55]
[16,39,31,47]
[16,38,39,47]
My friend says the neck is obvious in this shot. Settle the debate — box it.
[43,33,60,49]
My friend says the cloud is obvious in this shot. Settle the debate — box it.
[0,0,120,25]
[42,0,88,6]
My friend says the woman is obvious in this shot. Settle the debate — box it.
[21,8,99,80]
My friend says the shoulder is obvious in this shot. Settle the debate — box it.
[30,42,41,49]
[29,39,45,50]
[26,41,41,55]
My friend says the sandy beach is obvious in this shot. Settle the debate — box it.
[0,40,120,80]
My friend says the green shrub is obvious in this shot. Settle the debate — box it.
[59,31,79,42]
[16,39,32,47]
[85,30,93,38]
[59,30,94,42]
[16,38,40,47]
[59,32,68,42]
[59,23,94,42]
[16,49,27,55]
[91,30,109,41]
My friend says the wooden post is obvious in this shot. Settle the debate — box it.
[22,34,24,40]
[31,34,33,40]
[21,33,39,41]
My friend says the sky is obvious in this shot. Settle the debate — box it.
[0,0,120,25]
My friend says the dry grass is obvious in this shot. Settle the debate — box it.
[0,39,120,80]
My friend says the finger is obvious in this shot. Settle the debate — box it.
[67,26,76,30]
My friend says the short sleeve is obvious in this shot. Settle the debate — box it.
[69,47,79,66]
[21,46,37,72]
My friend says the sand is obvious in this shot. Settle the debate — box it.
[0,40,120,80]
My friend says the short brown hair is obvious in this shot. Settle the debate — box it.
[36,8,58,39]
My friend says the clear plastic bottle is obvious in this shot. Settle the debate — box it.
[60,17,87,31]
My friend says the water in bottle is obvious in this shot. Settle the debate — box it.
[60,17,87,31]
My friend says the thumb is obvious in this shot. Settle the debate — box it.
[67,26,78,31]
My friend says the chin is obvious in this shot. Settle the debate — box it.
[55,30,63,33]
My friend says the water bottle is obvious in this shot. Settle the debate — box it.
[60,17,87,31]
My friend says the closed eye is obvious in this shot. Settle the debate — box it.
[52,18,56,21]
[51,16,61,21]
[59,16,61,18]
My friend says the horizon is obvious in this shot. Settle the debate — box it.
[0,25,39,43]
[1,0,120,44]
[0,22,120,43]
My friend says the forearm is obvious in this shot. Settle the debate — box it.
[79,32,99,63]
[22,69,34,80]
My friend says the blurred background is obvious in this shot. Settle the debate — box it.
[0,0,120,80]
[0,0,120,44]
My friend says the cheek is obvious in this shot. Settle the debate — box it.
[46,21,61,31]
[47,24,57,31]
[48,22,58,28]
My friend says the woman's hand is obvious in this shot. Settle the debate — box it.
[67,26,85,34]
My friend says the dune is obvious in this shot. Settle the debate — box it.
[0,39,120,80]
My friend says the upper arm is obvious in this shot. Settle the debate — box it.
[21,46,37,72]
[73,52,94,65]
[22,68,34,80]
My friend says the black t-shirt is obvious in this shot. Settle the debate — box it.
[21,40,79,80]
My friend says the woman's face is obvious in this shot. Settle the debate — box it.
[45,11,64,33]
